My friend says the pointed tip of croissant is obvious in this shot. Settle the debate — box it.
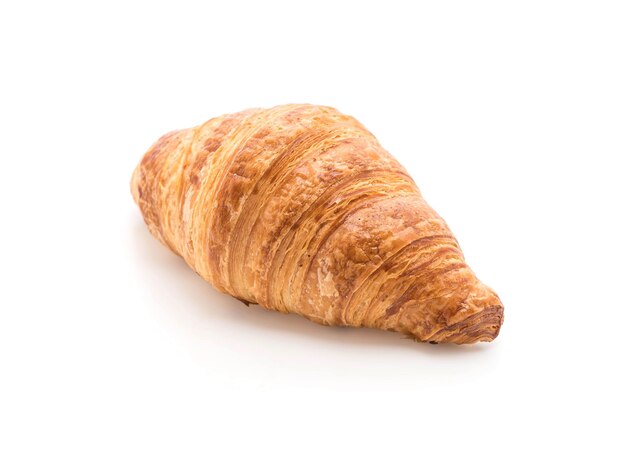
[414,275,505,345]
[431,304,504,344]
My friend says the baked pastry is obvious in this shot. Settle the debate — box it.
[131,104,503,344]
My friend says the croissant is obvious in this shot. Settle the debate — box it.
[131,104,503,344]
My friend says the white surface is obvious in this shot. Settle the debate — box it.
[1,1,625,457]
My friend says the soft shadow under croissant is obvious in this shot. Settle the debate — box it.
[131,104,504,344]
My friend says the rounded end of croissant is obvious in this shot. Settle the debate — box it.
[130,164,142,205]
[131,129,185,207]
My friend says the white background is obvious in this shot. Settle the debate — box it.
[1,1,625,456]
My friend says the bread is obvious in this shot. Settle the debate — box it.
[131,104,503,344]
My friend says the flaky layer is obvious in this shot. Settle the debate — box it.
[131,104,503,343]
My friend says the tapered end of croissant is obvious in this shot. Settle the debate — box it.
[428,303,504,344]
[418,283,504,344]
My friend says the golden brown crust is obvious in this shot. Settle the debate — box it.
[131,104,503,344]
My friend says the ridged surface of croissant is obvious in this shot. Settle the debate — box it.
[131,104,503,344]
